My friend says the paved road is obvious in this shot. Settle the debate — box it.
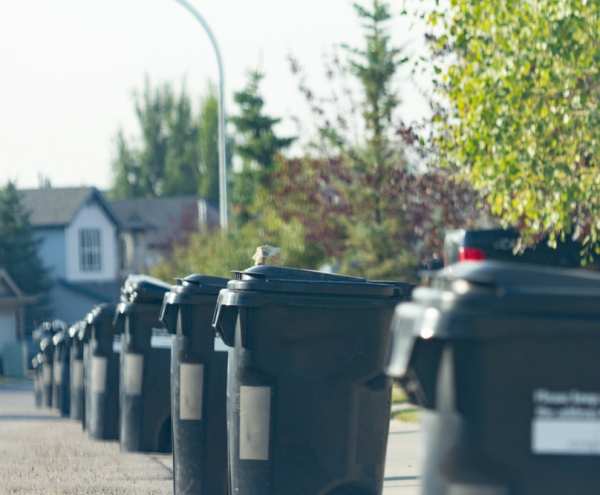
[0,381,420,494]
[384,421,421,495]
[0,382,173,494]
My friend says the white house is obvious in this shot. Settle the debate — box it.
[20,187,123,323]
[0,269,35,346]
[19,187,218,324]
[110,195,219,277]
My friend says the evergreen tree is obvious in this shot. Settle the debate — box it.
[337,0,415,279]
[198,85,220,203]
[0,182,53,332]
[110,78,213,200]
[231,70,296,176]
[230,70,296,225]
[163,86,201,196]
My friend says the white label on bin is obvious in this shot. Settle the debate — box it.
[43,363,52,386]
[72,360,84,388]
[125,354,144,396]
[54,362,62,385]
[91,357,107,394]
[113,338,122,353]
[239,386,271,461]
[151,335,172,349]
[449,485,507,495]
[214,336,228,352]
[180,363,204,420]
[532,388,600,455]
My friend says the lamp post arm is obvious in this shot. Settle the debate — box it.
[173,0,228,230]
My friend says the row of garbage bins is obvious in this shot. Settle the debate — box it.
[31,261,600,494]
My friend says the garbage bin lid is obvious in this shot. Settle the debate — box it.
[78,320,92,342]
[180,274,230,290]
[227,265,412,297]
[121,275,172,304]
[52,331,66,346]
[68,322,82,340]
[406,261,600,340]
[33,321,54,343]
[435,260,600,293]
[39,336,54,352]
[86,303,117,326]
[166,274,230,299]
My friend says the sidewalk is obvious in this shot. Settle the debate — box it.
[0,381,420,494]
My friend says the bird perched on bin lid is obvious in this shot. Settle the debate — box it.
[252,245,283,267]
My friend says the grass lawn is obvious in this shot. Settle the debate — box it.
[390,408,420,423]
[391,384,408,404]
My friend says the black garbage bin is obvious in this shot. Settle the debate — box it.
[34,322,55,408]
[386,261,600,495]
[86,304,120,440]
[160,274,230,495]
[52,326,71,417]
[32,353,43,408]
[115,275,173,453]
[213,266,412,495]
[69,321,85,421]
[50,321,67,411]
[39,337,55,409]
[79,317,93,431]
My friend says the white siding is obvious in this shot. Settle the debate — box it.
[64,201,118,282]
[0,311,17,354]
[35,229,67,278]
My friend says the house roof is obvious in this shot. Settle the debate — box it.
[0,268,37,308]
[110,196,218,247]
[58,279,122,304]
[19,187,121,228]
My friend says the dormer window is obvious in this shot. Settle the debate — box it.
[79,229,102,272]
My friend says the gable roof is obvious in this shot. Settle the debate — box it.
[110,196,218,247]
[19,187,121,228]
[0,268,37,307]
[57,279,122,304]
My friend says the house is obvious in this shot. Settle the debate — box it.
[19,187,219,324]
[0,269,35,347]
[110,196,219,278]
[20,187,123,323]
[0,269,36,376]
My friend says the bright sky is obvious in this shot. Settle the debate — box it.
[0,0,430,190]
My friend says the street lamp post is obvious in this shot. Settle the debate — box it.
[172,0,228,230]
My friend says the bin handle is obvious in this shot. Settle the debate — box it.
[159,303,178,335]
[212,303,238,347]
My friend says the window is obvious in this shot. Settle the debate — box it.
[79,229,102,272]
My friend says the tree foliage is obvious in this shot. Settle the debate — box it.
[151,0,490,281]
[150,217,323,281]
[229,70,296,226]
[431,0,600,253]
[110,78,221,201]
[284,0,491,277]
[0,182,53,332]
[197,85,220,204]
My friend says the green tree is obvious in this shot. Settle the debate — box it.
[163,87,202,196]
[110,78,219,200]
[0,182,53,332]
[230,70,296,226]
[198,85,220,203]
[231,70,296,176]
[150,217,323,280]
[336,0,416,278]
[431,0,600,254]
[284,0,491,276]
